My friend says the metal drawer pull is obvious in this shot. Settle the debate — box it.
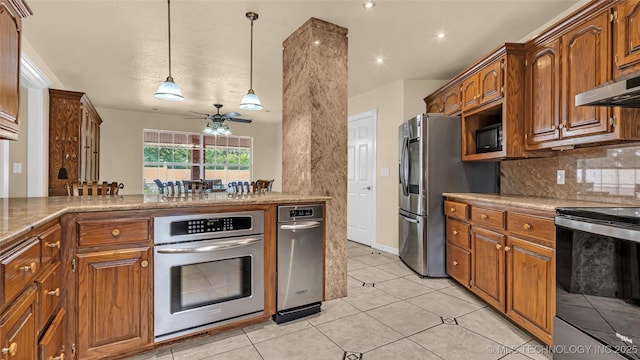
[46,241,61,248]
[481,214,488,220]
[505,246,511,252]
[452,230,458,235]
[141,260,149,268]
[51,352,65,360]
[279,222,322,230]
[523,223,531,230]
[495,244,502,250]
[453,261,459,266]
[46,288,60,297]
[20,263,36,273]
[111,228,121,237]
[2,342,17,356]
[450,207,456,213]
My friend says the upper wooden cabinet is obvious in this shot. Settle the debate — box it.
[424,83,461,115]
[462,59,504,112]
[48,89,103,196]
[614,0,640,76]
[0,0,31,141]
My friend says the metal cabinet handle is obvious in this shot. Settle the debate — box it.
[453,261,459,266]
[362,186,372,191]
[2,342,17,356]
[523,223,531,230]
[481,214,488,220]
[50,352,65,360]
[157,237,262,253]
[141,260,149,268]
[496,244,502,250]
[452,230,458,235]
[551,125,556,130]
[559,123,565,129]
[45,241,61,248]
[46,288,60,297]
[111,228,120,237]
[19,263,36,273]
[505,246,511,252]
[280,222,322,230]
[450,207,456,213]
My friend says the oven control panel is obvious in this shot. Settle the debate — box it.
[170,216,253,235]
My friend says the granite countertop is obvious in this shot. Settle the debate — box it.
[442,193,624,212]
[1,192,330,245]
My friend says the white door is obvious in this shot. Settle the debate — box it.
[347,110,376,246]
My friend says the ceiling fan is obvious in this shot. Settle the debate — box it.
[186,103,252,135]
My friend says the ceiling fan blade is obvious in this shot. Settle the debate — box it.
[227,118,252,123]
[223,111,241,118]
[189,110,211,116]
[184,117,208,119]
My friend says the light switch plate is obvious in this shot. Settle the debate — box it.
[380,168,390,177]
[12,163,22,174]
[557,170,565,185]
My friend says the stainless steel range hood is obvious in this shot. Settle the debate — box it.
[575,72,640,108]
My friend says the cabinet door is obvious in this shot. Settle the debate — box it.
[442,85,462,115]
[471,227,505,311]
[615,0,640,73]
[0,1,21,139]
[0,285,37,360]
[561,11,611,139]
[447,243,470,288]
[426,97,442,113]
[39,308,65,360]
[505,236,555,341]
[478,59,503,106]
[525,39,561,147]
[461,74,479,111]
[76,248,151,359]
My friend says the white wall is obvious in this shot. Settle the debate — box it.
[348,79,446,251]
[98,107,282,194]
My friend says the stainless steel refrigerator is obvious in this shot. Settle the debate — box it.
[398,114,497,277]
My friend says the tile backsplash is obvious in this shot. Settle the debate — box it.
[501,143,640,205]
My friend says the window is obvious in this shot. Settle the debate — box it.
[143,129,252,194]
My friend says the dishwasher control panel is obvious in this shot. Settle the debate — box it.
[170,216,253,235]
[278,204,324,222]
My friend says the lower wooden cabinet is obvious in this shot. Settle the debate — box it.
[445,198,555,345]
[0,284,38,360]
[76,248,151,359]
[505,236,555,342]
[39,308,65,360]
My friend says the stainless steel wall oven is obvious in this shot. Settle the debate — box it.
[154,211,264,341]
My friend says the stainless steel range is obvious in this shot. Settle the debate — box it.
[153,211,264,341]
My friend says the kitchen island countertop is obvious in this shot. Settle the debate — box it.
[1,192,330,245]
[442,193,624,212]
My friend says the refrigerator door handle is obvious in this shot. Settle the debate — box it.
[399,213,419,224]
[400,136,409,196]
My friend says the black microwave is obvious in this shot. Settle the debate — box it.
[475,123,502,153]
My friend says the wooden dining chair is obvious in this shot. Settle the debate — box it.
[66,181,124,196]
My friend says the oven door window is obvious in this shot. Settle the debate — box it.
[170,256,252,313]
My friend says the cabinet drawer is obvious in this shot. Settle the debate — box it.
[471,206,505,229]
[38,262,62,332]
[78,218,150,247]
[447,219,470,249]
[1,238,41,304]
[507,212,555,242]
[39,224,61,265]
[444,201,469,220]
[447,243,470,287]
[39,308,66,360]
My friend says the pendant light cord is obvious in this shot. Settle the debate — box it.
[167,0,172,78]
[249,16,254,90]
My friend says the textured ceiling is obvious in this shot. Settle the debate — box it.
[23,0,580,124]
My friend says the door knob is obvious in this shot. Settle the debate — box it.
[362,186,372,190]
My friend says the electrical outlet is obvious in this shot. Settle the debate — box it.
[557,170,565,185]
[12,163,22,174]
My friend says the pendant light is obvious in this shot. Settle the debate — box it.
[239,12,263,111]
[155,0,184,101]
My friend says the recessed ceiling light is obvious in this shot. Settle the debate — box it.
[314,40,321,45]
[376,57,384,64]
[437,33,446,39]
[363,1,375,9]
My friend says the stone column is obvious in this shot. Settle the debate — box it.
[282,18,348,300]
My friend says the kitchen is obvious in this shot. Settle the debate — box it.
[1,0,640,359]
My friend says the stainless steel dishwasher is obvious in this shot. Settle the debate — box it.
[274,204,324,323]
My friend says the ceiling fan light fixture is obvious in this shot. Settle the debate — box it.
[155,0,184,101]
[155,76,184,101]
[240,12,262,111]
[239,89,263,111]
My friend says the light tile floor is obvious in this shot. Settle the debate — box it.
[126,241,553,360]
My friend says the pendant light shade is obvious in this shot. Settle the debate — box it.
[239,12,262,111]
[155,0,184,101]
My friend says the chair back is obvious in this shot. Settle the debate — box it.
[254,179,274,193]
[67,181,124,196]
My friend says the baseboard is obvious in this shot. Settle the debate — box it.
[372,243,399,256]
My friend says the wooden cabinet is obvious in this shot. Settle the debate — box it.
[461,75,480,112]
[0,0,31,141]
[461,59,503,112]
[424,84,461,115]
[471,227,505,310]
[72,212,152,359]
[445,198,555,345]
[614,0,640,75]
[506,236,555,339]
[48,89,103,196]
[0,285,37,360]
[525,39,561,147]
[426,96,442,113]
[39,308,65,360]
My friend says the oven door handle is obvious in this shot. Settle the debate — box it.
[156,237,262,253]
[279,221,322,230]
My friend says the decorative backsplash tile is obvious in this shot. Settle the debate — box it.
[501,144,640,205]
